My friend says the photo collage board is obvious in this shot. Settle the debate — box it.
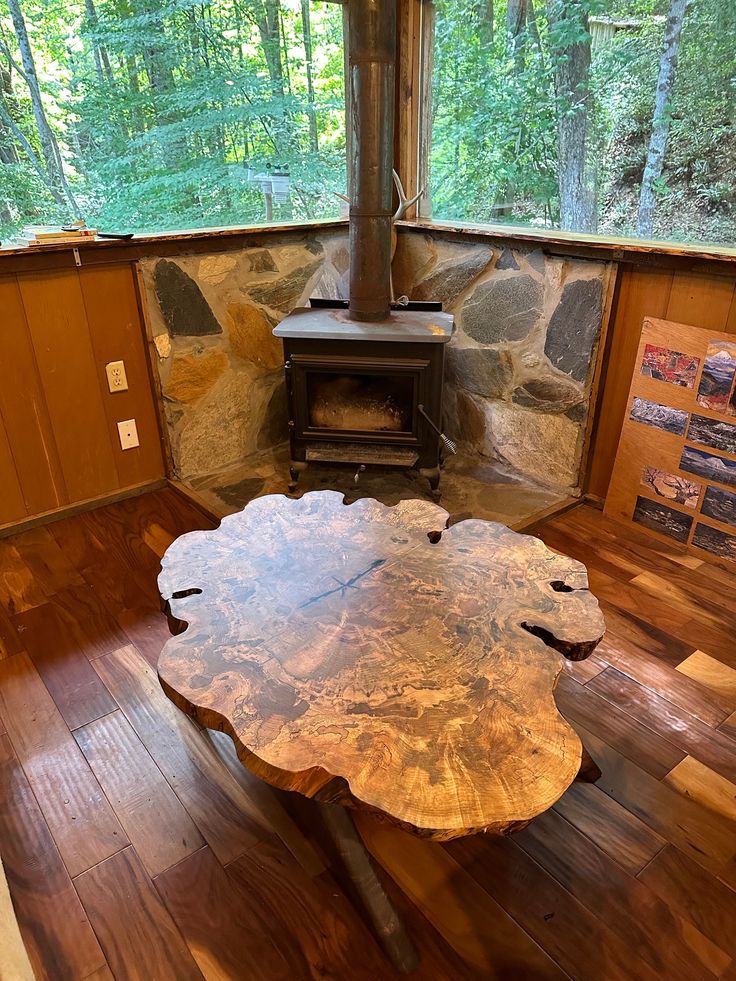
[605,317,736,566]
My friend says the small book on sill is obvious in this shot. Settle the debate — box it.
[21,225,98,242]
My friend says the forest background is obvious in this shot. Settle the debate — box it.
[0,0,733,246]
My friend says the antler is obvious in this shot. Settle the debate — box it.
[393,169,424,221]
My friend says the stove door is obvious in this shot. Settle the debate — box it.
[289,354,430,445]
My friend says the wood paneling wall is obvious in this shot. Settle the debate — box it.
[587,266,736,499]
[0,264,164,528]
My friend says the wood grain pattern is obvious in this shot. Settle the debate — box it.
[676,651,736,701]
[515,806,730,980]
[663,756,736,823]
[0,651,127,876]
[587,668,736,783]
[74,846,204,981]
[574,725,736,876]
[354,813,568,979]
[15,599,118,730]
[638,844,736,960]
[0,266,164,532]
[552,781,666,876]
[158,491,605,838]
[93,644,269,864]
[0,274,66,517]
[74,710,205,875]
[0,734,107,981]
[154,845,291,979]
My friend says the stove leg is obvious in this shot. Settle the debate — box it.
[288,460,307,495]
[316,801,420,974]
[420,466,441,503]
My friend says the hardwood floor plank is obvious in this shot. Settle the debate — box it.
[14,600,117,731]
[676,651,736,701]
[555,673,686,778]
[515,807,729,980]
[592,634,732,727]
[10,526,85,597]
[552,781,666,876]
[19,584,129,661]
[638,845,736,960]
[155,845,294,980]
[75,846,203,981]
[663,756,736,823]
[0,539,48,614]
[562,652,608,684]
[573,725,736,877]
[229,830,475,981]
[0,651,127,877]
[594,601,696,668]
[630,572,728,634]
[203,728,326,878]
[93,645,269,864]
[0,601,23,660]
[0,734,107,981]
[587,668,736,783]
[74,710,205,877]
[720,711,736,739]
[448,833,662,981]
[355,815,567,979]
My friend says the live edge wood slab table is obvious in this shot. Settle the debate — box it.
[157,491,605,973]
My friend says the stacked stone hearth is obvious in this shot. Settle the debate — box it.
[142,225,610,500]
[394,230,612,495]
[141,230,349,480]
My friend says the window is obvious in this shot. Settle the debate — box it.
[0,0,346,238]
[424,0,736,247]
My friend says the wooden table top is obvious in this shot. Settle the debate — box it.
[157,491,605,840]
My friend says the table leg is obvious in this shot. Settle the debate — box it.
[316,801,420,974]
[576,742,602,783]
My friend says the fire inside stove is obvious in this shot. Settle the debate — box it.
[307,372,413,432]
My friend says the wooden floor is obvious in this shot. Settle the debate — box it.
[0,490,735,980]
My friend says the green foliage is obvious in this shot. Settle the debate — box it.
[430,0,736,245]
[0,0,346,238]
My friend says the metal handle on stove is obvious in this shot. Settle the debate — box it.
[417,404,457,455]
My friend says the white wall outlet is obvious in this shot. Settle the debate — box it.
[117,419,139,450]
[106,360,129,392]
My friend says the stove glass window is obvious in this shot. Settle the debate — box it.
[307,372,414,432]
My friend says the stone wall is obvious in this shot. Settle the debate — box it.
[393,229,612,494]
[140,229,348,480]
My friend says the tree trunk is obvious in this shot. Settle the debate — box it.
[84,0,113,85]
[548,0,597,232]
[0,66,19,164]
[301,0,318,153]
[6,0,79,211]
[636,0,688,238]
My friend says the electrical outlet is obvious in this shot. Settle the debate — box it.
[106,360,128,392]
[117,419,139,450]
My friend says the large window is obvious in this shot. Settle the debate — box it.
[0,0,346,238]
[425,0,736,247]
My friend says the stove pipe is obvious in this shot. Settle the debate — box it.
[348,0,396,322]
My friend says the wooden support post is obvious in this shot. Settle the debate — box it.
[316,801,420,974]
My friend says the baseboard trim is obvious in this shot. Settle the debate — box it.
[0,479,167,539]
[512,496,585,534]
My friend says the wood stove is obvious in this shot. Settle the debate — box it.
[275,300,454,499]
[273,0,455,498]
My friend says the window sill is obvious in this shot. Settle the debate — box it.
[397,218,736,265]
[0,218,348,262]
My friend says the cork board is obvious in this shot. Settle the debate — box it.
[605,317,736,567]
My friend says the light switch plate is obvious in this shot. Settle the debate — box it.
[117,419,139,450]
[106,360,129,392]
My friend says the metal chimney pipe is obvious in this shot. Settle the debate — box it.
[348,0,396,322]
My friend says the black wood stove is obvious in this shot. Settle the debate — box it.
[273,0,455,499]
[274,299,453,499]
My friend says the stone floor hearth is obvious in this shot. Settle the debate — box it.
[185,443,571,528]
